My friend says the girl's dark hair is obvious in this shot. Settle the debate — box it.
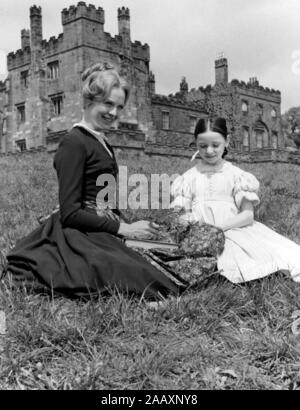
[194,117,229,158]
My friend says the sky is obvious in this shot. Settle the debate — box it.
[0,0,299,112]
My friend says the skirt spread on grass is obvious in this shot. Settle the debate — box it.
[3,210,225,299]
[4,212,188,299]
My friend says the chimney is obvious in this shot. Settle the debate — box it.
[215,52,228,85]
[180,76,189,96]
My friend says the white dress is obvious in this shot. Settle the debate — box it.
[171,159,300,283]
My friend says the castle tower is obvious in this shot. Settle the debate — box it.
[61,2,105,48]
[180,77,189,97]
[27,6,47,147]
[118,7,131,55]
[215,53,228,85]
[21,29,30,49]
[30,6,43,52]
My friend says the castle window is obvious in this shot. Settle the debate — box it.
[241,101,248,113]
[190,116,197,133]
[15,139,27,152]
[50,94,64,116]
[20,70,29,88]
[271,108,277,119]
[242,127,250,150]
[257,103,263,116]
[271,132,278,149]
[16,104,25,124]
[263,131,269,148]
[256,131,263,149]
[162,111,170,130]
[47,61,60,80]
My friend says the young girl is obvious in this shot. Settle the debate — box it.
[171,117,300,283]
[4,63,187,298]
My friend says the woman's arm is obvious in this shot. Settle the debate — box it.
[216,199,254,232]
[54,132,120,234]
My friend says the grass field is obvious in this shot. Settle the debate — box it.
[0,151,300,390]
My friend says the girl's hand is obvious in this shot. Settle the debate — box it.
[118,221,160,240]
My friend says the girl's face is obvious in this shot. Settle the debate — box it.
[87,87,126,131]
[196,131,228,165]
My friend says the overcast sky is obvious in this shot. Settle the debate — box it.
[0,0,299,112]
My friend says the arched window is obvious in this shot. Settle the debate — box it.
[242,101,248,113]
[162,111,170,130]
[256,131,263,149]
[257,104,263,116]
[271,108,277,119]
[272,132,278,149]
[263,131,269,148]
[254,120,268,149]
[242,127,249,150]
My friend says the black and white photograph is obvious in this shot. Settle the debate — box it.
[0,0,300,392]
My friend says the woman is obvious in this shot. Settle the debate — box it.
[171,117,300,283]
[4,63,187,299]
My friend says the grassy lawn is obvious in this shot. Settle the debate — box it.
[0,151,300,390]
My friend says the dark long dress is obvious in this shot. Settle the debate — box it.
[5,127,187,299]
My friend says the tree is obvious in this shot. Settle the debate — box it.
[281,106,300,149]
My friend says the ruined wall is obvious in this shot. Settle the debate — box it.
[232,80,282,149]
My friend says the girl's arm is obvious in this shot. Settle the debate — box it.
[216,199,254,232]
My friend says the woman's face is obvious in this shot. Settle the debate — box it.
[87,87,126,131]
[196,131,228,165]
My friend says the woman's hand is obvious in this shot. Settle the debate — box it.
[118,221,160,240]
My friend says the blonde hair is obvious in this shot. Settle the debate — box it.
[81,62,130,109]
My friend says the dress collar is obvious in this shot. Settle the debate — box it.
[73,122,113,158]
[196,159,229,173]
[73,122,108,141]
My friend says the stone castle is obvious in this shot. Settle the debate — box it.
[0,3,283,156]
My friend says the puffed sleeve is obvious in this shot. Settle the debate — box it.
[233,171,260,209]
[170,174,193,210]
[54,133,120,234]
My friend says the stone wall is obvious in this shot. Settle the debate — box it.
[1,3,152,152]
[0,4,286,157]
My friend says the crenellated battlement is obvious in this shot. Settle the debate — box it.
[132,41,150,61]
[215,57,228,69]
[105,31,150,61]
[118,7,130,19]
[105,32,123,52]
[7,47,31,70]
[42,33,64,56]
[152,93,206,112]
[30,5,42,17]
[21,29,30,49]
[231,78,281,96]
[61,2,105,25]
